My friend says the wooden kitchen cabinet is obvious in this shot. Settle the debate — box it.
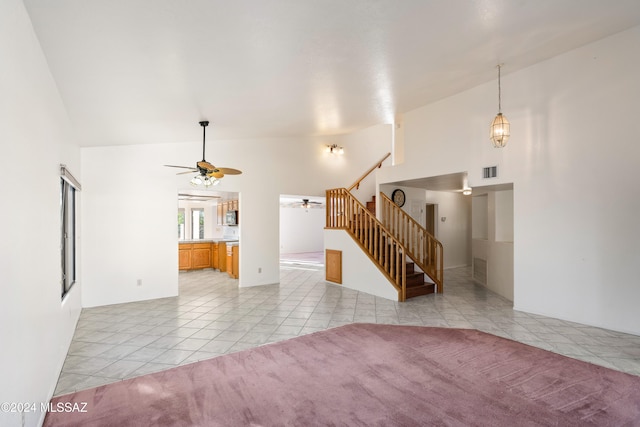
[179,244,192,270]
[226,244,234,276]
[179,241,237,276]
[227,245,239,279]
[218,242,227,272]
[216,199,239,225]
[212,243,219,269]
[221,203,228,225]
[191,243,212,269]
[216,205,223,225]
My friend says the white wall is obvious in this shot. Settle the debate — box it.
[378,26,640,335]
[82,145,180,307]
[81,124,393,303]
[335,124,393,205]
[325,229,399,301]
[0,1,81,425]
[279,206,325,254]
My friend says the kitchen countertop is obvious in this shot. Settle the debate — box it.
[179,239,239,244]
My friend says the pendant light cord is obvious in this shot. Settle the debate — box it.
[497,64,502,113]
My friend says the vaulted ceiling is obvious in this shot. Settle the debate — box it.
[24,0,640,146]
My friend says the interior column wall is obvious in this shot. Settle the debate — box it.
[0,1,82,425]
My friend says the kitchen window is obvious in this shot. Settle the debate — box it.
[178,208,185,240]
[191,208,204,240]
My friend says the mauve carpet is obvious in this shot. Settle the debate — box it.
[44,324,640,426]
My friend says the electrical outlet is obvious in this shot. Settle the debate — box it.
[137,279,142,286]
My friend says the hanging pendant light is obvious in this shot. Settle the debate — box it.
[490,64,510,148]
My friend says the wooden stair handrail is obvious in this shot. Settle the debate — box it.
[380,192,444,293]
[326,187,408,301]
[347,152,391,192]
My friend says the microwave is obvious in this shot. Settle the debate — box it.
[226,210,238,225]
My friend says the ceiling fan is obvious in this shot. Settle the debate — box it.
[300,198,323,209]
[164,121,242,186]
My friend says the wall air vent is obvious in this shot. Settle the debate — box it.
[483,166,498,179]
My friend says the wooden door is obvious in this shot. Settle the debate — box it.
[425,204,435,235]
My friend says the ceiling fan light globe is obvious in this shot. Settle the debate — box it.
[190,175,203,186]
[213,178,221,186]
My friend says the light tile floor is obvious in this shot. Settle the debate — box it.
[54,263,640,396]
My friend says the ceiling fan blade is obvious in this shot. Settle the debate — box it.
[197,160,215,172]
[216,167,242,175]
[176,170,197,175]
[164,164,196,170]
[207,170,224,179]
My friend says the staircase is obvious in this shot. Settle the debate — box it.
[326,153,443,301]
[365,194,436,298]
[326,189,442,301]
[366,196,376,214]
[406,261,436,298]
[379,193,443,293]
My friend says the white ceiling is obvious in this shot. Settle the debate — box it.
[24,0,640,147]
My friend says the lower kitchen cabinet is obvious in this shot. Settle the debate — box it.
[179,241,238,277]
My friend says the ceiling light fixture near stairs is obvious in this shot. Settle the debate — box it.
[490,64,510,148]
[164,121,242,187]
[326,144,344,155]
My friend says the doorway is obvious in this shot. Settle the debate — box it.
[279,195,326,268]
[425,204,436,236]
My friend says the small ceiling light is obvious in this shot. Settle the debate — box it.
[490,64,510,148]
[326,144,344,155]
[462,189,472,196]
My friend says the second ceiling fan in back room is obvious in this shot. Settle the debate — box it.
[165,121,242,187]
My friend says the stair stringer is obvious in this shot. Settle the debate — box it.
[324,228,399,301]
